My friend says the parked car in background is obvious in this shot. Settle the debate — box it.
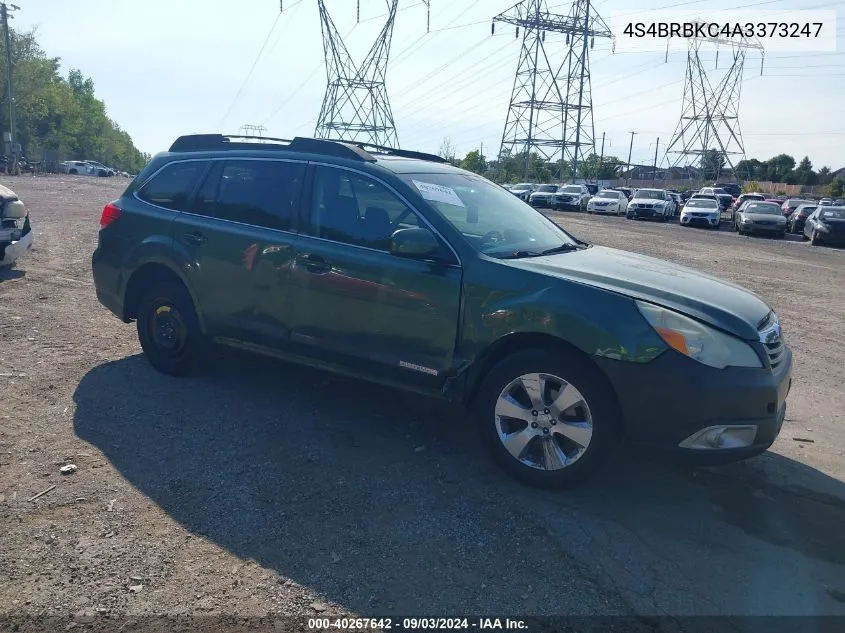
[734,201,787,237]
[834,199,845,206]
[509,183,536,202]
[0,184,33,268]
[766,197,787,206]
[59,160,90,175]
[781,198,814,220]
[529,184,559,208]
[803,206,845,246]
[626,188,673,221]
[665,193,679,217]
[788,204,817,234]
[552,184,590,212]
[680,197,721,229]
[85,161,116,177]
[587,189,628,216]
[91,133,793,488]
[680,190,695,202]
[713,182,742,198]
[613,187,632,201]
[584,184,599,196]
[699,187,733,211]
[733,193,765,213]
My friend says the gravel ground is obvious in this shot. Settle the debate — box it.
[1,176,844,629]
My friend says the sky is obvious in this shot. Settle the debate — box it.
[21,0,845,170]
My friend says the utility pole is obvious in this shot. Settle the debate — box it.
[1,2,19,175]
[598,131,605,181]
[625,131,636,187]
[651,137,659,186]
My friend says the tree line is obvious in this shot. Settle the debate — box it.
[439,138,844,196]
[1,28,150,173]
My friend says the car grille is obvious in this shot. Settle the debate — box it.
[758,311,785,370]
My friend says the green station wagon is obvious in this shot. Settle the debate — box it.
[92,135,793,488]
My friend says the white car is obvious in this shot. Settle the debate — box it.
[508,183,536,202]
[626,188,673,222]
[528,184,560,208]
[0,184,33,268]
[587,189,628,216]
[680,197,721,229]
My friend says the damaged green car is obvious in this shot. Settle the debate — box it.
[92,135,792,487]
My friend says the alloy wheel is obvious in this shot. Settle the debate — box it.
[494,372,593,471]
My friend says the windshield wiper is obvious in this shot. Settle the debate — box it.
[498,250,543,259]
[539,243,582,255]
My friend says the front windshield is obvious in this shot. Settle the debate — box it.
[596,190,619,199]
[685,199,718,209]
[560,186,583,194]
[403,172,579,258]
[511,184,531,191]
[744,202,782,215]
[537,185,558,193]
[634,189,664,200]
[820,208,845,219]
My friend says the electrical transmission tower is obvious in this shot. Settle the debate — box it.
[493,0,612,180]
[239,124,267,137]
[315,0,430,148]
[664,29,764,179]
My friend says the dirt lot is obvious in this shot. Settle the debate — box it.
[1,176,844,627]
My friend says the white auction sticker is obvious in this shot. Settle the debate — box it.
[610,10,837,53]
[413,180,466,208]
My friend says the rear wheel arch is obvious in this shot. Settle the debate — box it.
[463,333,623,434]
[124,263,204,330]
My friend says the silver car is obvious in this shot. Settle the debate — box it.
[734,201,787,238]
[528,184,559,208]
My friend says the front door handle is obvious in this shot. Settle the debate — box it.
[182,231,207,246]
[296,253,330,274]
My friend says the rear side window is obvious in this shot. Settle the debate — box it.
[193,159,306,231]
[137,161,206,211]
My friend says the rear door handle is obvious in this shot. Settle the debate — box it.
[296,253,330,274]
[182,231,207,246]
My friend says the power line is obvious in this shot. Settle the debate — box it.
[217,5,293,128]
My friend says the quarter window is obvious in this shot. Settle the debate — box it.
[310,166,421,251]
[192,160,305,231]
[138,161,207,211]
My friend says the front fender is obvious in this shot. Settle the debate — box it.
[461,281,667,365]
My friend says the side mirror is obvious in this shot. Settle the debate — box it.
[391,228,440,259]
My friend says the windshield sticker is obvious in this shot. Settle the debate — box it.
[413,180,466,208]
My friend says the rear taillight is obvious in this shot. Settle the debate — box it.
[100,202,121,229]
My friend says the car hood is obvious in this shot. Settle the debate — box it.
[630,198,665,204]
[507,246,770,340]
[744,213,786,222]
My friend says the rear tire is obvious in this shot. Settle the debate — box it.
[474,349,617,489]
[136,282,206,376]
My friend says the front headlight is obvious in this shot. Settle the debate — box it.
[636,301,762,369]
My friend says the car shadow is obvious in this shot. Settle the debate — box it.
[0,266,25,281]
[73,353,845,614]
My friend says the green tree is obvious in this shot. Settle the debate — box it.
[817,166,832,185]
[0,27,147,172]
[764,154,796,182]
[460,150,487,174]
[829,178,844,198]
[700,149,726,179]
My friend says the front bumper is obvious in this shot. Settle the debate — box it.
[629,207,666,219]
[595,344,793,462]
[0,223,33,267]
[553,201,582,211]
[590,205,620,214]
[530,197,553,208]
[741,222,786,234]
[681,213,719,227]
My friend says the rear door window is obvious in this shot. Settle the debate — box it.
[192,159,306,231]
[137,161,207,211]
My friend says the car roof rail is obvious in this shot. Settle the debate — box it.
[348,142,450,164]
[168,134,377,162]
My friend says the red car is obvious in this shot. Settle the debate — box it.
[781,198,815,219]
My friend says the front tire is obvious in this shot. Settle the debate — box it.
[136,282,206,376]
[474,349,617,488]
[810,230,821,246]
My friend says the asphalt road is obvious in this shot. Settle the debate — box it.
[1,177,844,627]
